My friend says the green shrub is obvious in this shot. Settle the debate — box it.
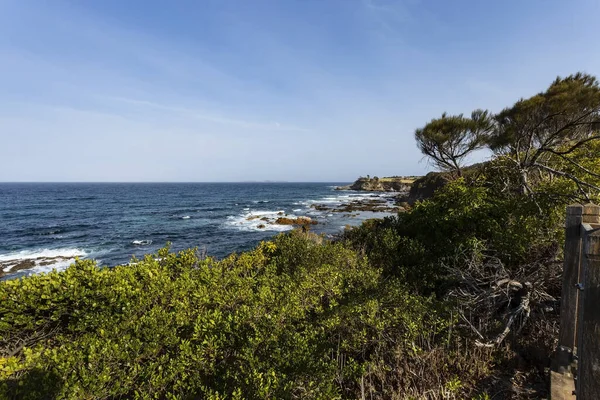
[0,232,449,399]
[344,176,567,295]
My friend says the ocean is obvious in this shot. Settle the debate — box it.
[0,183,398,280]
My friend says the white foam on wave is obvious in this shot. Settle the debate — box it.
[225,210,294,232]
[0,248,89,276]
[132,240,152,246]
[25,259,84,275]
[0,248,87,262]
[294,191,398,219]
[182,216,191,219]
[246,210,285,217]
[304,193,380,206]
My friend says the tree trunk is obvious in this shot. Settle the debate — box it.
[520,170,531,195]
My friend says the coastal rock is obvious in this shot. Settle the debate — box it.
[336,176,416,193]
[397,171,452,204]
[337,173,460,205]
[395,163,486,204]
[274,216,318,226]
[0,256,71,278]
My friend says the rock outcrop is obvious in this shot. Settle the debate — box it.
[275,216,317,226]
[336,173,454,206]
[336,176,416,192]
[401,172,451,204]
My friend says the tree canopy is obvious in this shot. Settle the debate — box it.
[488,72,600,196]
[415,109,493,176]
[415,73,600,199]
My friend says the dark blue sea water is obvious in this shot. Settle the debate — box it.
[0,183,396,280]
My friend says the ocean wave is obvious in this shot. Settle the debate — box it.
[225,210,294,232]
[0,248,87,262]
[132,240,153,246]
[57,196,98,201]
[37,228,64,236]
[0,248,88,277]
[307,192,391,206]
[181,216,191,219]
[197,206,226,212]
[246,210,285,216]
[10,224,95,237]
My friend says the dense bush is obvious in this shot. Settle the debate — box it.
[0,232,457,399]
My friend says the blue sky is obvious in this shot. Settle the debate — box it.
[1,0,599,182]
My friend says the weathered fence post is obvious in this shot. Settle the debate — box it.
[578,203,600,400]
[551,204,583,400]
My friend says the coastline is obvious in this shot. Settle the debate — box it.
[334,175,417,192]
[0,183,404,281]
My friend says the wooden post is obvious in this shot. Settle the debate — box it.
[551,204,583,400]
[559,205,584,351]
[578,204,600,399]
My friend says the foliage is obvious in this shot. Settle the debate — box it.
[345,176,564,297]
[488,72,600,195]
[0,232,453,399]
[415,110,493,176]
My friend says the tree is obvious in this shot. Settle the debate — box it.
[488,73,600,196]
[415,110,493,176]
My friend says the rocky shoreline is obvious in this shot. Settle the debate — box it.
[246,213,318,229]
[335,172,452,207]
[332,176,418,213]
[335,176,418,192]
[0,256,72,278]
[310,196,402,214]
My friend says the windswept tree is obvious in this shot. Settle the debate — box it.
[415,109,493,176]
[488,72,600,197]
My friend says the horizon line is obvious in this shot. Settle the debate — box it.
[0,181,354,184]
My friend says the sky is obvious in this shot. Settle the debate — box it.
[1,0,599,182]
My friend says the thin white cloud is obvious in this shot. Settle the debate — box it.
[2,0,600,181]
[104,96,310,132]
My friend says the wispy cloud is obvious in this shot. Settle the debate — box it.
[1,0,600,181]
[104,97,310,132]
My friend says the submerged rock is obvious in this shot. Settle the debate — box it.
[310,204,331,211]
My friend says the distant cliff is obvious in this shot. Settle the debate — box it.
[336,176,417,192]
[402,172,451,204]
[337,173,454,205]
